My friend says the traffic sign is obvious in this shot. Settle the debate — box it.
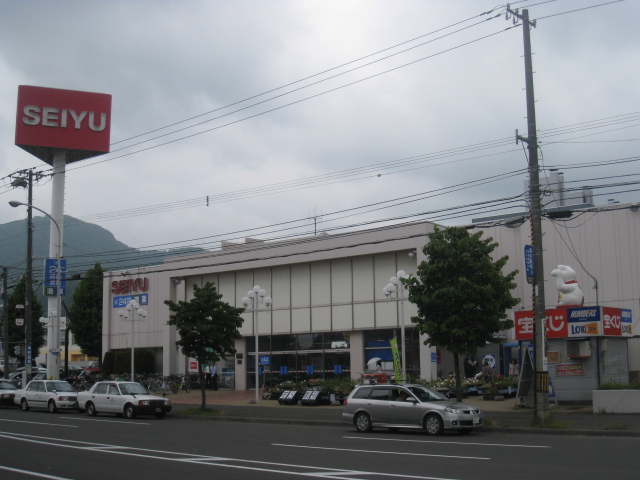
[44,258,67,296]
[49,348,61,353]
[524,245,534,284]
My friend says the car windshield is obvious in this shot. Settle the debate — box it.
[407,386,448,402]
[119,383,149,395]
[46,382,75,392]
[0,381,14,390]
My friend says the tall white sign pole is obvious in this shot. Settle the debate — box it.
[46,151,66,380]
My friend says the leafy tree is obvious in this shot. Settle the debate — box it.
[165,281,244,410]
[6,276,45,365]
[69,263,104,362]
[406,226,519,401]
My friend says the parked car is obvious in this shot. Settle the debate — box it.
[0,380,17,406]
[77,381,172,419]
[83,362,100,374]
[14,380,78,412]
[8,371,27,388]
[342,383,483,436]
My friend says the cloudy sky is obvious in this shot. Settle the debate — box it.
[1,0,638,262]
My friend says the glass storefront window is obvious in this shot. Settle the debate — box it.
[246,331,353,386]
[296,333,324,350]
[324,332,350,350]
[271,334,296,352]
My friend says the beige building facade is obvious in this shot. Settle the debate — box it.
[101,202,640,397]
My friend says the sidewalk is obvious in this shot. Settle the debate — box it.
[167,388,640,436]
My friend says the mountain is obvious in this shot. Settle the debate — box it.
[0,215,207,306]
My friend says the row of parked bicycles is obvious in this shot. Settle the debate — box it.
[70,372,193,394]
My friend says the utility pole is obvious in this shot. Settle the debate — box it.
[2,267,8,379]
[11,169,36,380]
[507,5,550,423]
[25,170,34,379]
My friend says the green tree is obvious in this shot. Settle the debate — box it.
[6,276,45,365]
[406,226,519,401]
[165,281,244,410]
[69,263,104,362]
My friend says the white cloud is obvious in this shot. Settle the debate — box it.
[1,0,638,254]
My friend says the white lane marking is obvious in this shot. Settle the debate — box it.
[62,417,150,425]
[272,443,489,460]
[0,431,464,480]
[0,419,78,428]
[344,436,551,449]
[0,464,74,479]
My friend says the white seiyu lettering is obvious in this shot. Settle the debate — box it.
[21,106,107,131]
[88,112,107,131]
[69,110,87,129]
[22,106,40,125]
[42,107,59,127]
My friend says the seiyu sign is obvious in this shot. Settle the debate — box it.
[15,85,112,164]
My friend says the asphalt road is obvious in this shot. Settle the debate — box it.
[1,407,640,480]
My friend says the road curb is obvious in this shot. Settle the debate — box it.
[168,413,640,437]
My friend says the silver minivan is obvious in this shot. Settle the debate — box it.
[342,384,483,435]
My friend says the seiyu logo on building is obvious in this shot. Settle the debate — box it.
[567,307,601,336]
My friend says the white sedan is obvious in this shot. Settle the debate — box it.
[14,380,78,412]
[77,381,172,419]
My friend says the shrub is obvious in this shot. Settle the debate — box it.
[597,382,640,390]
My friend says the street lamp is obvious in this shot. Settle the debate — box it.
[118,299,147,379]
[383,270,410,382]
[10,200,62,379]
[242,286,272,404]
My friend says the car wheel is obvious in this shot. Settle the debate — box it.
[424,414,444,436]
[154,412,166,419]
[124,404,137,419]
[48,400,58,413]
[86,402,97,416]
[20,398,29,411]
[354,412,372,433]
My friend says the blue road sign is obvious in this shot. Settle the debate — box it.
[44,259,67,296]
[524,245,534,284]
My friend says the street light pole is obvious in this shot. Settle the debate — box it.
[242,286,272,404]
[384,270,410,382]
[10,200,62,379]
[118,299,147,379]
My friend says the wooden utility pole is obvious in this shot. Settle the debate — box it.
[508,5,550,422]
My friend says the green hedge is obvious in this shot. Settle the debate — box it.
[597,382,640,390]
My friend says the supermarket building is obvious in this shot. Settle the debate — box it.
[101,202,640,401]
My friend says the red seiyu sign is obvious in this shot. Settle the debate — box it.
[15,85,112,165]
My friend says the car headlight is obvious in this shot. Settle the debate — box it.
[58,396,74,401]
[445,406,463,414]
[138,400,150,406]
[164,399,171,405]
